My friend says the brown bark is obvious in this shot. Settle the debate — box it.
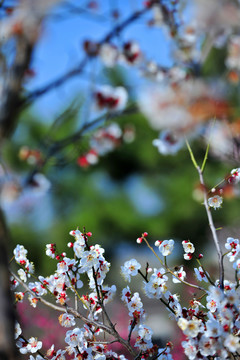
[0,36,33,140]
[0,210,17,360]
[0,29,33,360]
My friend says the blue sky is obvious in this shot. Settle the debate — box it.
[27,1,172,121]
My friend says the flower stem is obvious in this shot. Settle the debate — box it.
[142,237,205,292]
[197,166,224,289]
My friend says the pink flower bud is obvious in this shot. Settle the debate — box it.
[144,1,152,8]
[136,237,143,244]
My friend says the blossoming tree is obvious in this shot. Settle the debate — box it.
[1,0,240,359]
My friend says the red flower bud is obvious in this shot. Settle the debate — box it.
[136,237,143,244]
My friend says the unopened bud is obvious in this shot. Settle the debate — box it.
[144,1,152,8]
[136,237,143,244]
[223,324,229,332]
[67,242,73,248]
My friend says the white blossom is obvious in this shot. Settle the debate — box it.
[158,240,174,256]
[208,195,223,210]
[26,337,42,353]
[224,334,240,352]
[121,259,141,282]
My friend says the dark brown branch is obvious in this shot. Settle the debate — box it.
[23,57,88,104]
[47,105,137,152]
[91,266,136,356]
[11,271,136,357]
[28,105,137,177]
[0,210,18,360]
[23,3,153,105]
[137,269,176,315]
[0,36,33,140]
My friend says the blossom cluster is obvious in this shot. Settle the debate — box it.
[121,287,155,353]
[77,122,135,168]
[12,229,123,359]
[5,1,240,359]
[178,284,240,359]
[10,222,240,360]
[93,86,128,113]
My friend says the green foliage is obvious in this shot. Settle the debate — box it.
[5,67,238,273]
[202,46,227,77]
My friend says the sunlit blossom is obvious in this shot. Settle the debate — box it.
[94,85,128,112]
[208,195,223,209]
[225,237,240,262]
[59,313,76,327]
[194,266,209,283]
[26,337,42,353]
[182,240,195,254]
[158,239,174,256]
[121,259,141,282]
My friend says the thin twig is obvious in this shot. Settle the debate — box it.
[10,270,136,356]
[186,138,224,289]
[201,118,216,173]
[195,257,215,286]
[127,318,136,343]
[31,105,137,175]
[185,139,198,169]
[142,236,205,292]
[19,335,49,360]
[197,166,224,289]
[23,4,153,105]
[90,264,136,356]
[138,269,177,315]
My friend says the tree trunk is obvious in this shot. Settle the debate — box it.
[0,210,18,359]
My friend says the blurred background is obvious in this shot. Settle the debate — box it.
[4,0,240,267]
[2,0,240,358]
